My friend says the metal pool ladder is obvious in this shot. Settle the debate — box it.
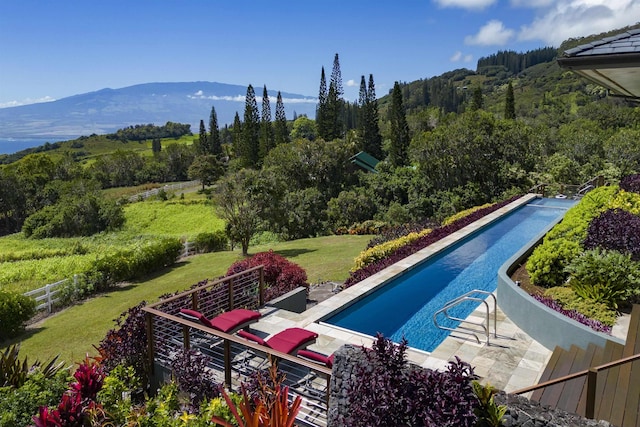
[433,290,497,345]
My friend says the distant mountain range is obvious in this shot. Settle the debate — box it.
[0,82,318,139]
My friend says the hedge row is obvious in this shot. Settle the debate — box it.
[351,228,432,272]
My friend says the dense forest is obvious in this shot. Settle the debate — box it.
[1,25,640,250]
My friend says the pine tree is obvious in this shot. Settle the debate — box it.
[197,119,207,155]
[316,66,329,140]
[470,86,483,111]
[364,74,383,160]
[259,85,274,162]
[388,82,410,167]
[240,84,260,168]
[209,105,222,157]
[326,53,345,141]
[232,112,242,160]
[274,91,289,145]
[504,81,516,120]
[357,75,367,143]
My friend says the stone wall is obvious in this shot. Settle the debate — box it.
[327,345,612,427]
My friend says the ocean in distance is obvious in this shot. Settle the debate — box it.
[0,138,66,155]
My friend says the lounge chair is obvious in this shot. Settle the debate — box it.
[297,349,335,368]
[237,327,318,355]
[179,308,261,334]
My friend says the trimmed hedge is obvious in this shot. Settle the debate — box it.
[352,229,432,272]
[193,231,228,253]
[441,203,493,226]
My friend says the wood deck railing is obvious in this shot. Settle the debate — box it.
[142,266,332,426]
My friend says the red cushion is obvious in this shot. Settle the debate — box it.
[209,309,261,333]
[238,329,266,346]
[298,349,334,368]
[179,308,203,321]
[266,328,318,354]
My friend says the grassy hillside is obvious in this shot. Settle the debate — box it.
[0,197,223,293]
[12,234,371,365]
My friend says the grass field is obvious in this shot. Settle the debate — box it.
[10,234,371,365]
[0,197,224,293]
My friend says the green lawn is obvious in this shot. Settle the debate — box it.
[10,234,370,365]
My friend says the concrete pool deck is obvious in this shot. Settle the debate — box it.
[250,193,555,392]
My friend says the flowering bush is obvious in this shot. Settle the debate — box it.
[226,250,309,301]
[533,294,612,333]
[345,196,519,288]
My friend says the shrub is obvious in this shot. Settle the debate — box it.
[0,369,71,427]
[544,287,617,326]
[442,203,493,226]
[170,349,220,410]
[352,228,432,272]
[0,290,36,340]
[366,219,438,248]
[584,208,640,260]
[96,302,149,385]
[342,334,478,426]
[1,344,64,389]
[347,219,388,235]
[607,189,640,216]
[97,365,142,425]
[526,238,582,287]
[226,250,309,301]
[193,230,228,253]
[620,173,640,194]
[565,248,640,310]
[533,294,612,333]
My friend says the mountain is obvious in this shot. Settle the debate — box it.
[0,82,317,139]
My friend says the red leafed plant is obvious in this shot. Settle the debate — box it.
[211,358,301,427]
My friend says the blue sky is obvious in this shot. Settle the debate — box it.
[1,0,640,108]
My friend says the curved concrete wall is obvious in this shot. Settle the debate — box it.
[497,217,624,351]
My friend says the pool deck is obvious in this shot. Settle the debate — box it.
[250,194,555,392]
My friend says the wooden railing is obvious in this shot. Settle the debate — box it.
[513,352,640,419]
[142,267,332,426]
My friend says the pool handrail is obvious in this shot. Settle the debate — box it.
[433,290,497,345]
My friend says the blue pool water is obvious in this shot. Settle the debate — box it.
[325,198,576,352]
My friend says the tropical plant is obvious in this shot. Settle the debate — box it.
[472,381,507,427]
[543,287,617,326]
[533,294,612,333]
[565,248,640,309]
[620,173,640,194]
[583,208,640,260]
[0,344,64,389]
[211,359,301,427]
[170,349,220,410]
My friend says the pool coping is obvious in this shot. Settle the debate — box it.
[300,193,540,328]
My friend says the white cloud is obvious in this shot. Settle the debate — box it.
[346,79,358,87]
[510,0,554,7]
[193,90,204,96]
[465,20,515,45]
[518,0,640,46]
[464,54,474,62]
[0,96,56,109]
[434,0,496,10]
[450,51,463,61]
[187,94,317,104]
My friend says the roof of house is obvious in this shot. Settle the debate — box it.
[350,151,380,173]
[557,29,640,100]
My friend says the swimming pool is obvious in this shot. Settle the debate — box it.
[324,197,576,352]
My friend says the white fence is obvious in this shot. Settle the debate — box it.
[24,241,197,313]
[128,180,200,202]
[23,278,72,314]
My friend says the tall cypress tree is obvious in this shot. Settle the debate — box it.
[365,74,383,160]
[357,75,367,143]
[259,85,274,162]
[274,91,289,145]
[388,81,410,167]
[197,119,207,155]
[232,112,242,160]
[504,81,516,120]
[209,105,222,157]
[241,84,260,168]
[316,66,329,140]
